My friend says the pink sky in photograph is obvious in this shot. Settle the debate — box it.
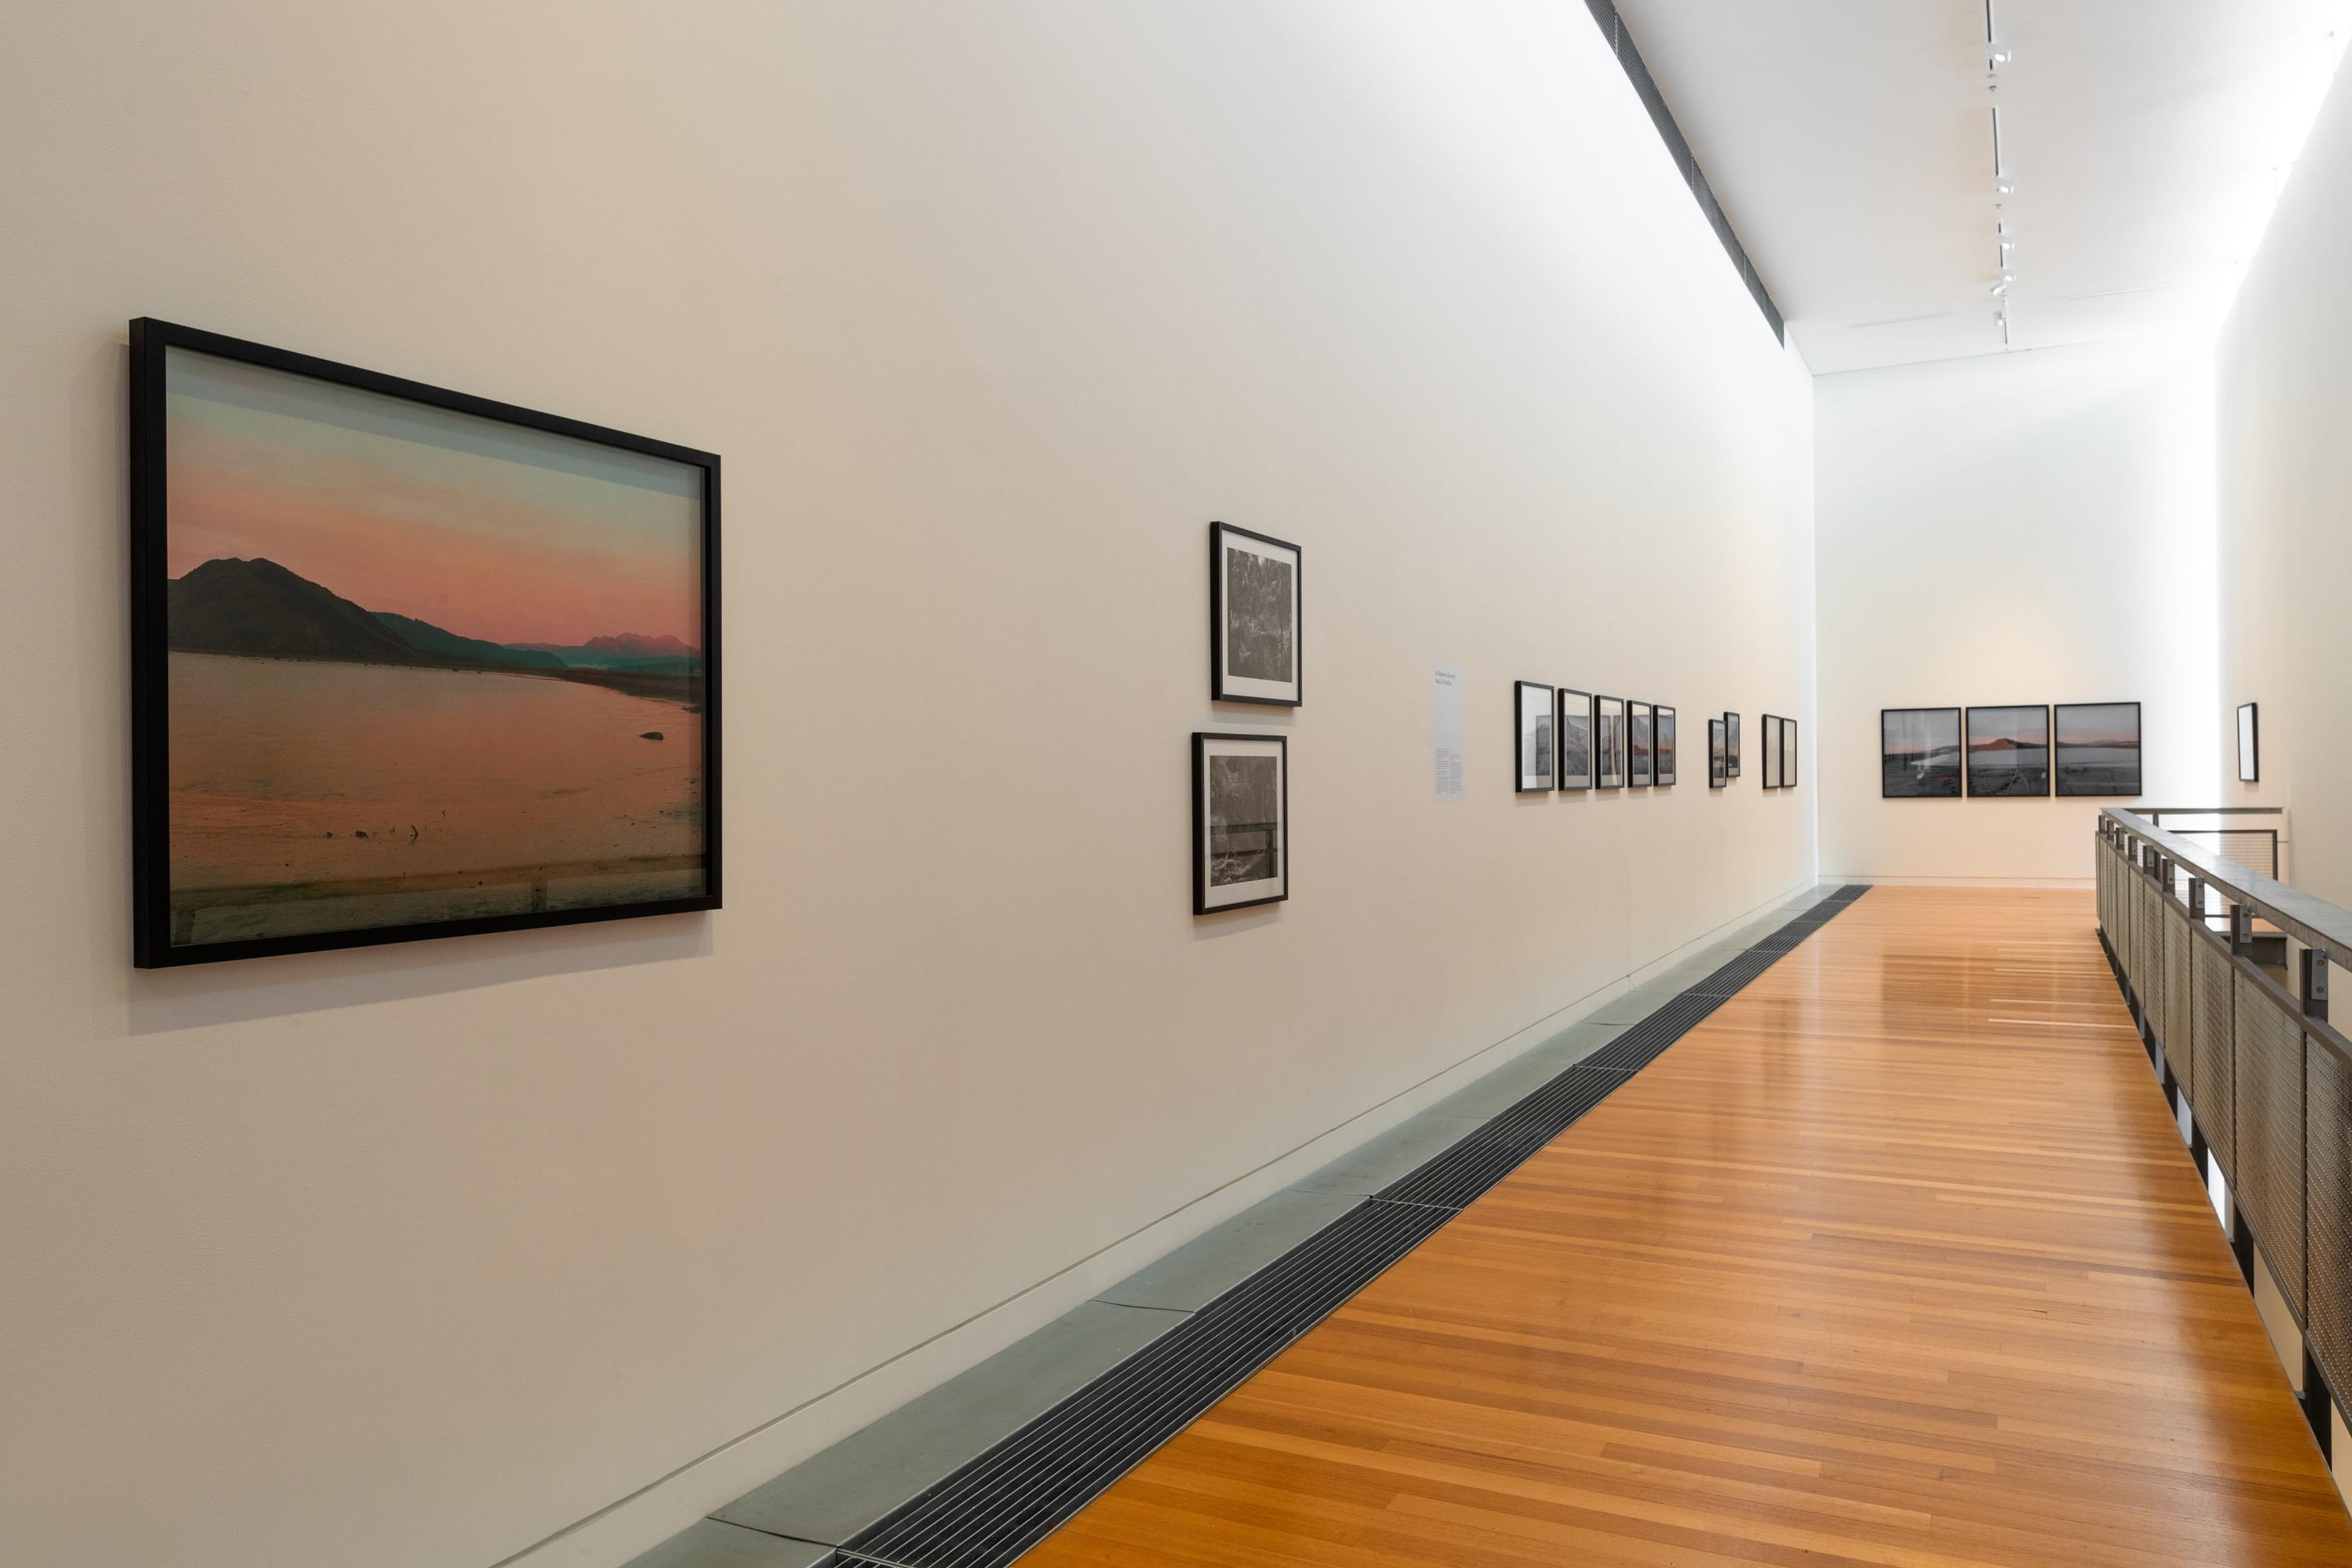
[165,351,701,647]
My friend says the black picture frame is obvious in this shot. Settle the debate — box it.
[1628,701,1653,788]
[1595,696,1626,789]
[1193,731,1288,913]
[1557,688,1594,791]
[2239,702,2260,783]
[2054,701,2143,797]
[1881,707,1962,797]
[1655,705,1676,786]
[1725,711,1741,778]
[1760,715,1781,790]
[1515,680,1557,793]
[1709,718,1727,788]
[129,317,722,968]
[1208,521,1302,706]
[1966,704,2051,797]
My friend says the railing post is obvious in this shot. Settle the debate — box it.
[2303,947,2331,1026]
[2231,901,2253,960]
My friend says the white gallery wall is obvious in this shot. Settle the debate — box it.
[1815,338,2221,884]
[2219,45,2352,907]
[0,6,1817,1567]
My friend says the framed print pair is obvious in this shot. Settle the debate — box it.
[1709,718,1728,787]
[1193,732,1287,913]
[130,318,720,967]
[1760,715,1798,789]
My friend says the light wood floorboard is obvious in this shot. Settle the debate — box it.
[1023,886,2352,1567]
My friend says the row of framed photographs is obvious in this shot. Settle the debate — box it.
[1880,703,2141,798]
[1515,684,1679,791]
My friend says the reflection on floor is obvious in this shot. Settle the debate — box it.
[1022,886,2352,1567]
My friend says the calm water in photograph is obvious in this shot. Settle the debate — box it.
[170,653,704,942]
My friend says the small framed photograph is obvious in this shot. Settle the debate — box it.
[1655,706,1677,786]
[1208,522,1300,706]
[1709,718,1728,788]
[1557,688,1594,791]
[2054,701,2142,797]
[1781,715,1798,788]
[1882,707,1962,797]
[1515,680,1556,792]
[1761,715,1782,789]
[1596,696,1626,789]
[1725,711,1741,778]
[1193,732,1287,913]
[1629,701,1653,787]
[2239,702,2260,783]
[1967,704,2051,797]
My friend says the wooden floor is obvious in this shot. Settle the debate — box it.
[1027,886,2352,1567]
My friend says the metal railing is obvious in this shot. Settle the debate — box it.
[2097,807,2348,1461]
[2138,805,2287,880]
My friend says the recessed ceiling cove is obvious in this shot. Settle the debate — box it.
[1610,0,2352,373]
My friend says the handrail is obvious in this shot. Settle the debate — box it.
[2105,808,2349,957]
[2139,805,2285,818]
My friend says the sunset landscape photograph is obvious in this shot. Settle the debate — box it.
[151,340,713,953]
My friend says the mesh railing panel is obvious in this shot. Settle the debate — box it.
[2192,937,2237,1184]
[2164,908,2193,1097]
[2236,969,2308,1323]
[2307,1038,2352,1400]
[2135,875,2163,1042]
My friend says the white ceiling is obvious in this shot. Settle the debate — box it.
[1611,0,2351,374]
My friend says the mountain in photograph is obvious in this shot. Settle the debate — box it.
[509,631,702,674]
[167,559,696,699]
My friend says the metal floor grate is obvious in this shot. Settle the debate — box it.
[835,884,1872,1568]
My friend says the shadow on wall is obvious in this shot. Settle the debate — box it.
[121,913,714,1034]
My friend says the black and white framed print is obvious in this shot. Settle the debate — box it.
[129,317,720,967]
[1760,715,1781,790]
[1725,711,1741,778]
[1966,704,2051,797]
[1208,522,1300,706]
[1781,716,1798,788]
[1558,688,1594,791]
[2054,702,2142,796]
[1193,731,1287,913]
[1628,701,1653,787]
[1882,707,1961,797]
[1515,680,1556,792]
[1596,696,1626,789]
[1655,706,1676,786]
[1709,718,1728,787]
[2239,702,2260,783]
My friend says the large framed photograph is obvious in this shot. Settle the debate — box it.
[1725,711,1741,779]
[1208,522,1300,706]
[2239,702,2260,783]
[1654,706,1676,786]
[1628,701,1653,788]
[1596,696,1626,789]
[1966,704,2051,797]
[130,318,720,967]
[1760,715,1782,789]
[1515,680,1556,793]
[2054,702,2142,796]
[1557,688,1594,791]
[1193,731,1287,913]
[1780,715,1798,788]
[1709,718,1728,788]
[1882,707,1961,797]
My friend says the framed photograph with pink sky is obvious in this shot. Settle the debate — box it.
[129,318,720,966]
